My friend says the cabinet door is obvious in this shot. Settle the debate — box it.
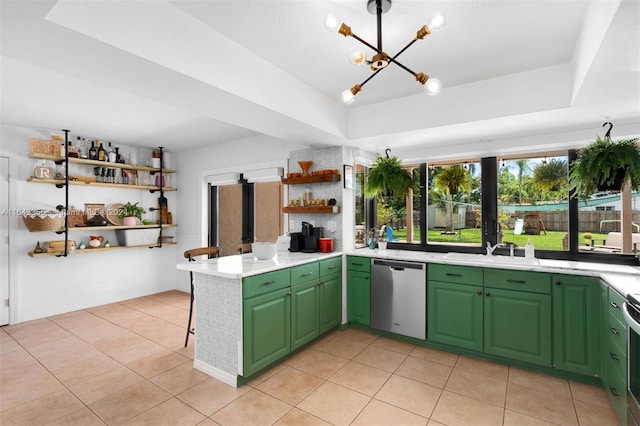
[320,275,342,334]
[291,281,319,351]
[347,270,370,325]
[484,288,552,367]
[428,280,483,351]
[243,287,291,377]
[552,275,601,376]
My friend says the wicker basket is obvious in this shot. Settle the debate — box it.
[115,228,161,246]
[22,211,65,232]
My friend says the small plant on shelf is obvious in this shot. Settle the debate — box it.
[118,202,146,226]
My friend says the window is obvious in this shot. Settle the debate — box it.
[498,155,569,252]
[372,150,638,263]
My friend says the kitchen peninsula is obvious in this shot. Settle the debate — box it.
[177,250,343,387]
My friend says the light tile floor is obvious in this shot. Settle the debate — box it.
[0,290,620,426]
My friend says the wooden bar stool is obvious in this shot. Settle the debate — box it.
[236,243,252,254]
[183,246,220,347]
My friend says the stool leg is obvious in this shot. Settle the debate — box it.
[184,275,195,347]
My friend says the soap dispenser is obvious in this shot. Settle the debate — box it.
[525,238,535,259]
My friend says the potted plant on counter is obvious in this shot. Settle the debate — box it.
[118,202,146,226]
[365,149,415,199]
[569,128,640,198]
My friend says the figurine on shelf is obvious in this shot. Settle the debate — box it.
[78,241,86,250]
[104,240,111,248]
[33,241,43,254]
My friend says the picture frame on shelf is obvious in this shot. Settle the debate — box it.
[344,164,353,189]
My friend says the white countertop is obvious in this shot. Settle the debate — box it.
[347,248,640,297]
[177,250,343,279]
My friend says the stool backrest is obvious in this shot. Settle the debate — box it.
[184,246,220,261]
[236,243,253,254]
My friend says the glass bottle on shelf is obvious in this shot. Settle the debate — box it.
[89,140,97,160]
[98,142,106,161]
[107,142,116,163]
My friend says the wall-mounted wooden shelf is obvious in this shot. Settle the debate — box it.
[26,224,178,233]
[281,174,340,185]
[28,242,177,257]
[282,206,340,214]
[29,153,176,174]
[27,178,177,191]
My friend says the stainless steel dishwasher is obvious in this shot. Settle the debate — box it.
[370,259,427,340]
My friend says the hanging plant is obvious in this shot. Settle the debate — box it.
[569,123,640,199]
[365,149,416,199]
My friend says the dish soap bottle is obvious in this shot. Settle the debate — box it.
[525,238,535,259]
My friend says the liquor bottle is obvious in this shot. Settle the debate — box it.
[114,147,121,163]
[76,137,85,158]
[107,142,117,162]
[89,140,97,160]
[98,143,106,161]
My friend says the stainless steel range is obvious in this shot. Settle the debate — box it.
[624,293,640,425]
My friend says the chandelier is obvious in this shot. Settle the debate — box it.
[325,0,445,104]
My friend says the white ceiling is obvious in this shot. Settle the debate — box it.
[1,0,639,160]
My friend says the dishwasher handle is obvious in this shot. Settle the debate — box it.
[372,259,425,271]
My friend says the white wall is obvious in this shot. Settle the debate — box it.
[174,135,312,292]
[1,124,178,323]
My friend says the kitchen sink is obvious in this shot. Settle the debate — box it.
[444,252,539,266]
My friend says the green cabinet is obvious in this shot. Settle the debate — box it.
[428,280,483,351]
[319,257,342,333]
[483,287,552,367]
[347,256,370,325]
[601,284,628,423]
[483,269,552,367]
[243,257,343,377]
[291,279,319,351]
[552,274,601,377]
[243,286,291,377]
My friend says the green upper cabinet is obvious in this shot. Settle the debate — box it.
[428,280,483,351]
[484,269,552,367]
[347,256,370,326]
[291,279,320,351]
[319,257,342,333]
[552,274,601,377]
[243,286,291,377]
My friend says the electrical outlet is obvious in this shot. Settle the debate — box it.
[327,220,336,233]
[289,219,295,230]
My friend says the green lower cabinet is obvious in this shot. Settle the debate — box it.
[243,287,291,377]
[320,274,342,333]
[291,280,320,351]
[483,288,552,367]
[347,270,370,325]
[428,280,483,351]
[552,275,601,377]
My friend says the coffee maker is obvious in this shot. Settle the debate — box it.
[301,221,324,253]
[289,232,304,252]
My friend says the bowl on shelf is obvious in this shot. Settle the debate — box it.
[252,242,277,260]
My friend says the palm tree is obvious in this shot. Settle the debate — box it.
[515,160,529,204]
[532,158,568,200]
[434,165,469,232]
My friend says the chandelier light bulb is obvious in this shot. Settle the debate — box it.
[348,47,366,65]
[425,78,441,95]
[341,89,355,104]
[427,12,446,32]
[324,14,341,32]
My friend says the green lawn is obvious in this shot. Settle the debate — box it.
[391,227,606,250]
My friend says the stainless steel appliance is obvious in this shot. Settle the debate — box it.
[371,259,426,340]
[625,293,640,425]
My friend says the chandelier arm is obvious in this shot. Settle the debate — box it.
[349,33,383,55]
[359,68,384,88]
[384,55,418,77]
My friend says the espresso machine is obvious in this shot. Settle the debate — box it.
[290,222,323,252]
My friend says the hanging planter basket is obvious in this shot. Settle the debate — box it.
[365,149,416,199]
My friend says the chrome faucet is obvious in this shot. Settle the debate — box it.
[486,242,502,256]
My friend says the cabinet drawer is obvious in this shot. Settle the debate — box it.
[429,263,482,286]
[243,269,291,299]
[320,257,342,278]
[484,269,550,294]
[605,339,627,381]
[608,288,626,323]
[604,367,628,422]
[290,262,319,286]
[607,311,627,354]
[346,256,370,273]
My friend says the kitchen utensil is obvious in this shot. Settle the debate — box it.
[252,242,277,260]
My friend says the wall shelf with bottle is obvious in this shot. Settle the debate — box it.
[282,206,340,214]
[26,131,177,258]
[281,174,340,185]
[26,177,177,192]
